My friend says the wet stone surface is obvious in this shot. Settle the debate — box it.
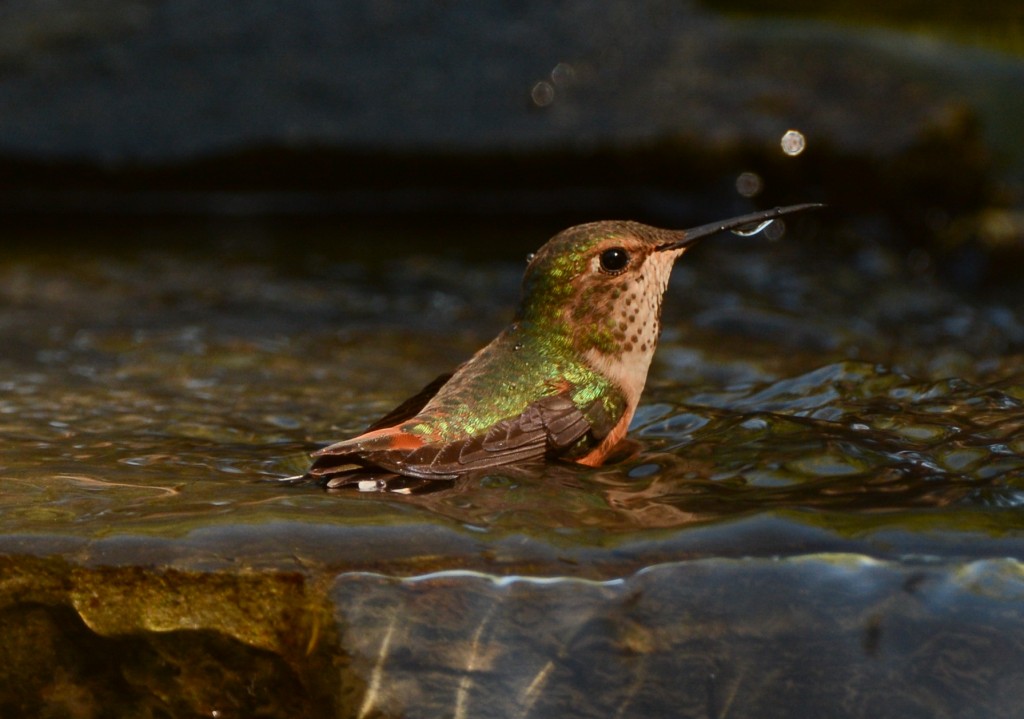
[2,220,1024,715]
[2,0,1020,164]
[332,558,1024,719]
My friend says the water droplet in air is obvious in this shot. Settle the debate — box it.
[550,62,576,86]
[763,219,786,241]
[531,81,555,107]
[735,171,763,198]
[513,343,524,351]
[781,129,806,156]
[526,252,536,263]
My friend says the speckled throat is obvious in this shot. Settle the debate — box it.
[572,247,683,407]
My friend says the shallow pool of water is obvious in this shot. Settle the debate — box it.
[2,217,1023,716]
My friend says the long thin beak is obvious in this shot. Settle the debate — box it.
[658,203,825,252]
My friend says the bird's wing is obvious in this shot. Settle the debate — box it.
[309,393,596,480]
[579,392,624,442]
[305,373,452,483]
[362,372,454,432]
[445,393,593,469]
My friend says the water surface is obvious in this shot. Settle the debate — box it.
[2,218,1023,716]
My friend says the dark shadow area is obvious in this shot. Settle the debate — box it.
[0,601,345,718]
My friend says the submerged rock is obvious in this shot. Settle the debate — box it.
[2,552,1023,717]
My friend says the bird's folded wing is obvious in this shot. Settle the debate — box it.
[312,393,594,480]
[362,372,455,432]
[305,372,453,480]
[450,393,593,467]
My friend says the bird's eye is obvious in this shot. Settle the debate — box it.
[598,247,630,274]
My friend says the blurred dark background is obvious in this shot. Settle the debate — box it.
[2,0,1022,283]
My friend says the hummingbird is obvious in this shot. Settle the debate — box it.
[307,204,821,490]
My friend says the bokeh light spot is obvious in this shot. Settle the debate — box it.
[736,171,763,198]
[531,81,555,107]
[781,129,806,156]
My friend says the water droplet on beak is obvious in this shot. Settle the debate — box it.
[730,218,776,237]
